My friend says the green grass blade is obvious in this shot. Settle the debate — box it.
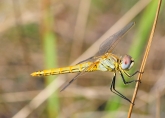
[42,2,59,117]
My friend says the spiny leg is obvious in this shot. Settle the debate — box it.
[110,73,133,104]
[122,70,143,83]
[123,70,143,77]
[131,71,143,77]
[119,71,139,84]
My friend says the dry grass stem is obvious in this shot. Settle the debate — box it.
[69,0,91,63]
[127,0,162,117]
[156,92,160,118]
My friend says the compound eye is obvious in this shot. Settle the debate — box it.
[121,55,134,70]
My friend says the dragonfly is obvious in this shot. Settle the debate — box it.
[31,22,142,104]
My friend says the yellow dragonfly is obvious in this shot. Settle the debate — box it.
[31,22,142,103]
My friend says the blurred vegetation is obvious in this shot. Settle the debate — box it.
[0,0,164,118]
[41,0,59,117]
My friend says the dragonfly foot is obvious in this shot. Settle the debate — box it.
[136,79,141,83]
[131,101,135,105]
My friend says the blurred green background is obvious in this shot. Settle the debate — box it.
[0,0,164,118]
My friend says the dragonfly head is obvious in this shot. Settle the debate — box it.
[120,55,134,70]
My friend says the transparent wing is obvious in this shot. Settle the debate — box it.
[76,56,95,65]
[76,55,102,65]
[97,22,135,56]
[60,62,98,91]
[75,22,135,65]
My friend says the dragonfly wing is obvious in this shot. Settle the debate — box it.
[76,56,95,65]
[60,72,82,91]
[97,22,135,56]
[60,62,97,91]
[76,55,102,65]
[76,23,134,65]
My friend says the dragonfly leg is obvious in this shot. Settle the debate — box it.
[110,73,133,104]
[119,71,140,84]
[124,71,144,77]
[123,70,143,83]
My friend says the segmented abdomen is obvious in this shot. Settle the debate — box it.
[31,62,98,76]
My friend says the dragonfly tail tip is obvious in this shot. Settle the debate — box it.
[31,72,36,76]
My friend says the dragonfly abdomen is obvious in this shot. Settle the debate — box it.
[31,62,96,76]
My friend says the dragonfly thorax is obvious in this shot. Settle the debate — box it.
[98,55,118,72]
[120,55,134,70]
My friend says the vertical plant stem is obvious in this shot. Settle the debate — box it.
[156,92,160,118]
[128,0,162,117]
[69,0,91,63]
[41,0,59,117]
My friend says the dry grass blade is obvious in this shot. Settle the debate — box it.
[127,0,162,117]
[69,0,91,63]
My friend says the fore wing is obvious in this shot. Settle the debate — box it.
[97,22,135,56]
[76,22,135,64]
